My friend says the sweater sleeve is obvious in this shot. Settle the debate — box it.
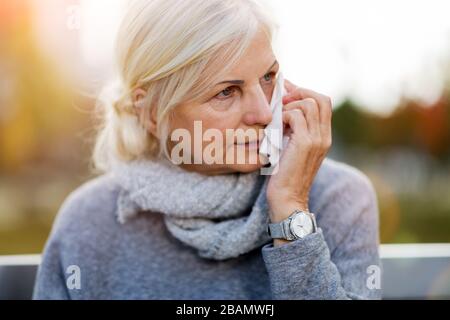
[31,181,85,300]
[261,168,381,300]
[32,236,70,300]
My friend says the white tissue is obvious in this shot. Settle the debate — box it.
[259,71,289,170]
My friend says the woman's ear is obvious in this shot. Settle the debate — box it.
[132,88,159,138]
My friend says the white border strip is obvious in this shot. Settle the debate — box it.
[380,243,450,259]
[0,255,42,266]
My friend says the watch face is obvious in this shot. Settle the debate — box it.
[290,212,314,238]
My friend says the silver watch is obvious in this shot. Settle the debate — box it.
[267,209,317,240]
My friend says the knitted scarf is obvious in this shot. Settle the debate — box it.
[110,156,273,260]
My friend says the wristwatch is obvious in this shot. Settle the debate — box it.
[267,209,318,241]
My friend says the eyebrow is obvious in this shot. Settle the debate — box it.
[215,60,279,86]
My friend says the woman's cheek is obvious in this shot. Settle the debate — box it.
[203,100,242,130]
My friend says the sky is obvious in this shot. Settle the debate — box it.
[32,0,450,115]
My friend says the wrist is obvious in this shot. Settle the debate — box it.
[273,238,292,247]
[269,200,309,223]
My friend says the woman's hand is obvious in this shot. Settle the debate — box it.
[266,79,333,226]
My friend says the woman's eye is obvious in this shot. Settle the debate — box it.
[263,72,276,84]
[212,72,275,101]
[215,86,237,100]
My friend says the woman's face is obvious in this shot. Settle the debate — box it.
[167,29,280,175]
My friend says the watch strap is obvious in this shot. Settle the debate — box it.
[267,222,285,239]
[268,220,294,240]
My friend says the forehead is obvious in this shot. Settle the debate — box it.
[225,30,276,78]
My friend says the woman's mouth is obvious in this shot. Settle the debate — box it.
[234,140,260,150]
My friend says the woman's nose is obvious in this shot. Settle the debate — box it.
[241,87,273,126]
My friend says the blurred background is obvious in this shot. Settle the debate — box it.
[0,0,449,255]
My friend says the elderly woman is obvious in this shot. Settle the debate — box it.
[33,0,381,300]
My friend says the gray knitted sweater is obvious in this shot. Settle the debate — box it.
[32,158,381,300]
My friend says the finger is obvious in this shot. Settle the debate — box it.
[283,86,332,120]
[283,78,297,96]
[320,105,332,149]
[282,86,332,145]
[282,109,309,144]
[283,98,321,141]
[315,98,332,149]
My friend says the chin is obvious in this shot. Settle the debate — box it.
[179,150,267,175]
[227,160,265,174]
[224,149,267,173]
